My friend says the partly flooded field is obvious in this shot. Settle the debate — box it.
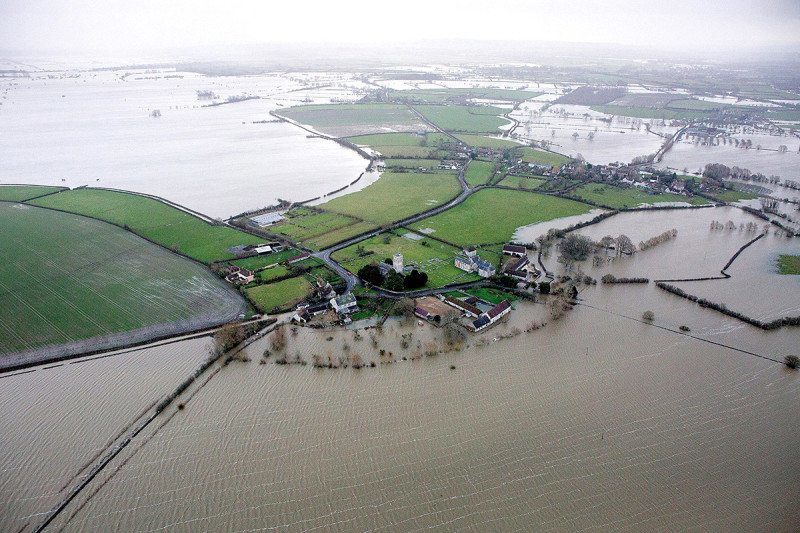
[660,141,800,180]
[0,71,367,218]
[42,293,800,532]
[0,337,212,531]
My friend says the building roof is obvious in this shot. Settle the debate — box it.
[486,300,511,319]
[475,258,495,271]
[503,244,526,254]
[472,316,490,330]
[334,294,357,306]
[442,296,482,317]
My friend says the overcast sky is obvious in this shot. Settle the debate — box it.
[2,0,799,58]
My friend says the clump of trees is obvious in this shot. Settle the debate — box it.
[357,263,428,291]
[558,233,595,262]
[601,274,649,284]
[639,229,677,251]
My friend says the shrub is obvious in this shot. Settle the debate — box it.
[679,325,690,332]
[538,281,551,294]
[642,310,655,322]
[785,355,799,369]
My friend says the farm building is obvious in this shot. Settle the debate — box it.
[469,300,512,332]
[331,294,358,315]
[502,244,526,257]
[454,247,496,278]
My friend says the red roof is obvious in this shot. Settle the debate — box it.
[486,300,511,319]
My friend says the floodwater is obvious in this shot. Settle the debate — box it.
[659,141,800,180]
[0,70,367,218]
[40,290,800,532]
[0,337,212,531]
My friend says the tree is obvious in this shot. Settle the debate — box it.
[616,234,635,256]
[403,269,428,289]
[642,310,654,322]
[270,326,287,353]
[357,263,384,286]
[538,281,551,294]
[559,233,595,262]
[383,271,405,291]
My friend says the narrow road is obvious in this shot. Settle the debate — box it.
[313,162,474,294]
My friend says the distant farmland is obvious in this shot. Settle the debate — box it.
[0,203,245,367]
[276,103,430,137]
[29,188,261,263]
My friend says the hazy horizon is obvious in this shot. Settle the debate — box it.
[2,0,800,64]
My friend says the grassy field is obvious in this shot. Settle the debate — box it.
[227,248,299,270]
[572,183,710,208]
[455,134,521,149]
[777,255,800,275]
[245,276,312,313]
[501,175,547,189]
[590,105,710,121]
[465,160,496,187]
[391,88,541,105]
[465,287,519,305]
[712,190,759,202]
[29,188,261,263]
[0,203,243,356]
[384,159,443,170]
[666,99,726,111]
[415,105,510,133]
[332,230,480,288]
[258,264,292,282]
[517,147,571,167]
[347,132,441,158]
[0,185,66,202]
[269,208,360,242]
[319,171,460,225]
[277,104,425,136]
[303,220,378,249]
[411,188,591,245]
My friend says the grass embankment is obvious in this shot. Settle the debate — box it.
[500,176,546,190]
[319,171,461,225]
[411,188,591,245]
[778,255,800,275]
[465,160,496,187]
[277,104,426,136]
[571,183,709,208]
[267,208,377,250]
[0,185,67,202]
[518,147,571,167]
[332,230,480,288]
[415,105,510,133]
[29,188,261,263]
[0,203,242,355]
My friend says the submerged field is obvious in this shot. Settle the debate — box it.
[277,104,429,137]
[0,203,244,364]
[571,183,710,208]
[30,188,261,263]
[319,171,461,225]
[412,188,591,245]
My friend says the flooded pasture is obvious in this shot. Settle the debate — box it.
[40,293,800,532]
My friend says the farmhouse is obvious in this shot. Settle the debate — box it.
[442,296,481,318]
[291,301,330,324]
[330,293,358,315]
[503,255,537,283]
[225,266,255,285]
[502,244,526,257]
[454,246,496,278]
[469,300,511,332]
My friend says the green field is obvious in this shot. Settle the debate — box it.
[245,276,313,313]
[777,255,800,275]
[590,105,710,120]
[666,99,726,111]
[332,231,480,288]
[384,159,443,170]
[0,203,243,356]
[712,189,759,202]
[319,171,460,224]
[347,132,442,158]
[571,183,710,208]
[455,134,521,150]
[0,185,66,202]
[518,147,571,167]
[465,287,519,305]
[277,104,425,136]
[411,188,591,245]
[415,105,510,133]
[501,175,547,189]
[302,220,378,249]
[258,264,292,282]
[29,188,261,263]
[268,208,362,244]
[227,248,299,270]
[465,160,496,187]
[391,88,541,105]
